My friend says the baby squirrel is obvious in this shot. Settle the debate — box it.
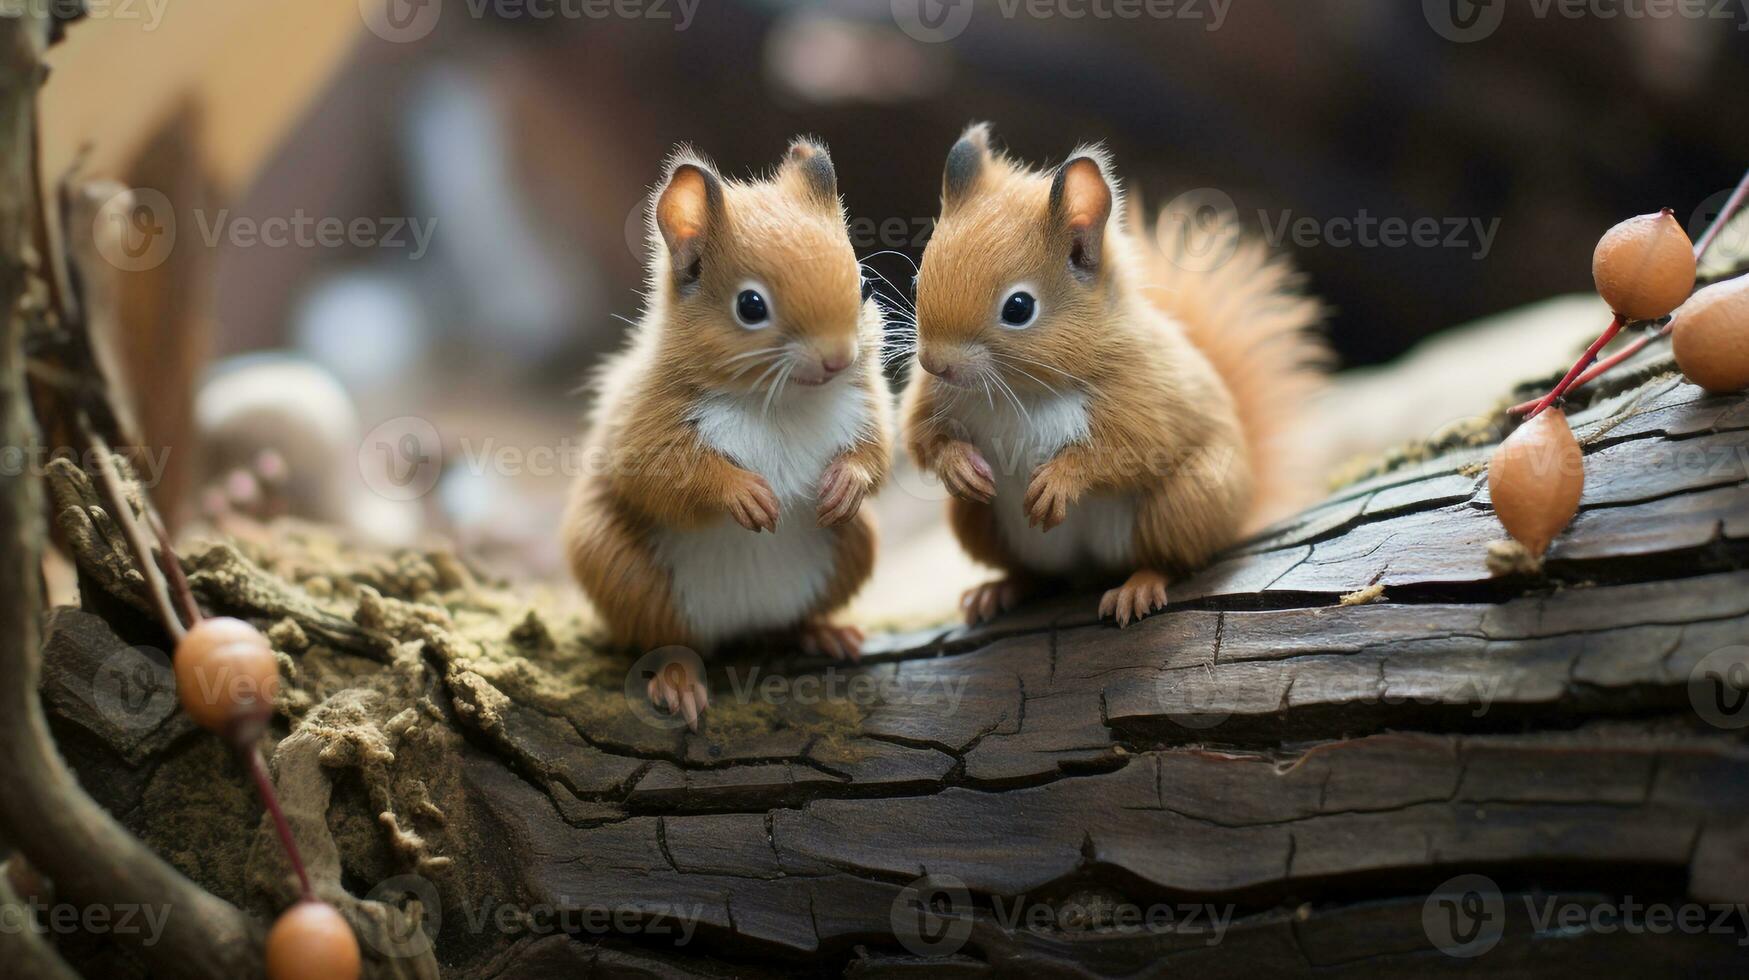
[564,138,892,729]
[901,124,1326,627]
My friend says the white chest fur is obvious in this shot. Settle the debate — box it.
[952,388,1136,577]
[654,379,871,645]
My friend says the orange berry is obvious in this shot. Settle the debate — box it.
[1488,408,1584,559]
[265,901,360,980]
[174,618,279,734]
[1592,209,1695,320]
[1672,274,1749,394]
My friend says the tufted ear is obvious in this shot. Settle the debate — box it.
[780,136,838,207]
[1049,152,1113,277]
[941,122,994,214]
[654,151,723,289]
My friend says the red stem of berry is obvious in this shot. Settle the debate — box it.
[244,742,315,903]
[1507,322,1672,414]
[150,504,319,907]
[1514,168,1749,417]
[1522,314,1625,419]
[1695,168,1749,260]
[147,511,200,630]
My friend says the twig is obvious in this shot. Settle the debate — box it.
[148,509,199,629]
[86,428,184,641]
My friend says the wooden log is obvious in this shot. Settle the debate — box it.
[33,372,1749,977]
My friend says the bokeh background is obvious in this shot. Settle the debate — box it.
[38,0,1749,598]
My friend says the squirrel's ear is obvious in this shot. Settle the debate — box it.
[654,155,723,289]
[1050,153,1113,277]
[942,122,993,213]
[780,137,838,207]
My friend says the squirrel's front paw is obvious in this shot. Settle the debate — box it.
[1025,458,1083,531]
[817,458,871,527]
[724,470,780,532]
[938,441,995,503]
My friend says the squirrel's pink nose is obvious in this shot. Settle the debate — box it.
[821,353,851,375]
[919,352,957,382]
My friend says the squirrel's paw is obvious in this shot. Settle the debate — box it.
[938,442,995,503]
[1098,569,1170,628]
[798,621,865,663]
[647,658,710,732]
[960,577,1031,626]
[724,470,780,533]
[816,459,871,527]
[1025,459,1083,531]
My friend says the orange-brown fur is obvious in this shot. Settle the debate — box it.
[902,124,1326,624]
[563,139,892,655]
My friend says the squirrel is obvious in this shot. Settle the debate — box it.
[900,124,1327,628]
[563,138,892,730]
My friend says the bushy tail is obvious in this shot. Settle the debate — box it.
[1135,200,1331,533]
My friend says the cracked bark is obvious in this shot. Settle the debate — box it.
[32,370,1749,977]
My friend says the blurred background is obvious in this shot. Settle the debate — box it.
[39,0,1749,600]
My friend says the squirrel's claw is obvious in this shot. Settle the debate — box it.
[816,459,868,527]
[727,473,780,532]
[1099,570,1170,628]
[940,444,995,503]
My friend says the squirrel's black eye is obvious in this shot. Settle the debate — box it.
[861,277,875,303]
[734,289,770,328]
[1000,290,1038,328]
